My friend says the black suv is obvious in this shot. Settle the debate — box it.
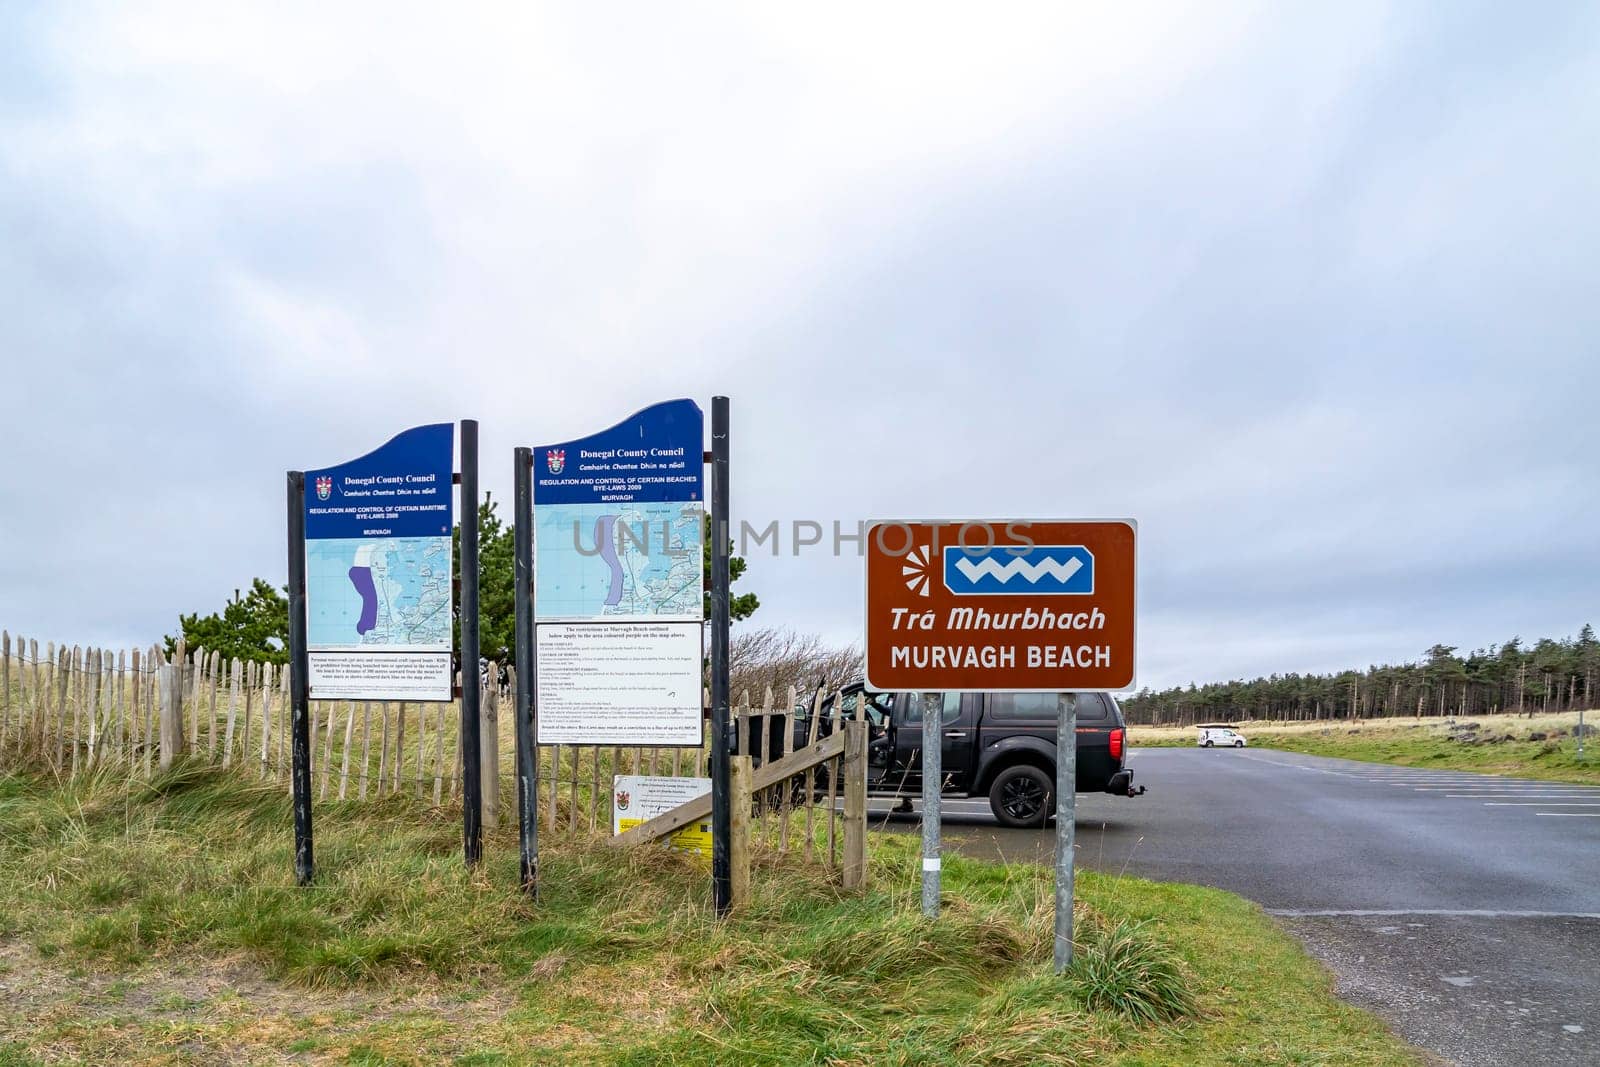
[782,686,1144,828]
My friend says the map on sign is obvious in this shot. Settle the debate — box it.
[535,502,702,621]
[306,535,452,649]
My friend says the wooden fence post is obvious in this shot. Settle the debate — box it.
[142,648,156,776]
[187,647,204,750]
[259,663,275,777]
[736,689,750,766]
[338,701,356,800]
[481,666,499,829]
[779,684,796,853]
[115,649,128,759]
[59,645,76,771]
[36,641,49,756]
[241,660,256,769]
[395,701,408,793]
[432,702,446,805]
[159,661,184,769]
[357,700,372,800]
[377,700,390,797]
[222,658,241,768]
[802,685,826,861]
[827,689,843,866]
[1,631,10,750]
[278,665,290,780]
[730,754,753,908]
[320,702,337,799]
[842,719,867,890]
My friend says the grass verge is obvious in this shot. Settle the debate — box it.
[0,761,1419,1065]
[1132,711,1599,785]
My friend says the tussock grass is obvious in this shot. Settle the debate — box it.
[0,761,1420,1064]
[1068,918,1194,1023]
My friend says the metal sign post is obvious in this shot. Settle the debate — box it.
[709,396,733,915]
[1054,692,1077,971]
[286,471,314,886]
[863,519,1136,974]
[459,420,482,867]
[512,447,539,894]
[920,691,942,918]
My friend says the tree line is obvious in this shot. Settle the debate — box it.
[1121,627,1600,726]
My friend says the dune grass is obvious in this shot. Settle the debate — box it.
[0,761,1418,1065]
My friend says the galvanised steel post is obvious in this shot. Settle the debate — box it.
[921,690,942,918]
[1054,692,1078,972]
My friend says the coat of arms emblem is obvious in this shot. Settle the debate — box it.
[546,449,566,475]
[314,476,332,501]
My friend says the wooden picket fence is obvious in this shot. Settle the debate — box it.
[0,631,867,867]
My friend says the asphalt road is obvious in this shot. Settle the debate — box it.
[871,746,1600,1067]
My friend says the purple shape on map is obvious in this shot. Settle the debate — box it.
[348,566,379,634]
[595,515,624,606]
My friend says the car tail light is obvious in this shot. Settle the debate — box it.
[1109,727,1125,761]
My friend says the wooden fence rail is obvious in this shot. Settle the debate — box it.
[0,632,864,859]
[610,721,868,903]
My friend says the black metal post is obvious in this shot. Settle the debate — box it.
[459,420,483,866]
[512,446,539,895]
[709,396,733,915]
[286,471,314,886]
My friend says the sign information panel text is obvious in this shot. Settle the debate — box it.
[865,520,1136,692]
[612,774,712,855]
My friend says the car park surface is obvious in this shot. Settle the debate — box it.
[874,745,1600,1067]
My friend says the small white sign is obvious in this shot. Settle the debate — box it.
[613,774,712,855]
[308,651,453,701]
[535,621,703,745]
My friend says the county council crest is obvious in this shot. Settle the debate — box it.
[546,449,565,475]
[314,476,332,501]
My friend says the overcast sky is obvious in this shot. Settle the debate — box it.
[2,2,1596,690]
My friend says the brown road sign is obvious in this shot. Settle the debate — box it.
[864,520,1136,692]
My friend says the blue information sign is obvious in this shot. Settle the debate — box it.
[532,399,704,622]
[531,399,705,746]
[533,397,703,506]
[303,423,455,701]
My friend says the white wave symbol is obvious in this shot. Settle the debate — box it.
[953,554,1083,585]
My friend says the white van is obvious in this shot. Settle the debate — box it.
[1196,724,1247,748]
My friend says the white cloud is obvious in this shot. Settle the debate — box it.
[2,2,1596,686]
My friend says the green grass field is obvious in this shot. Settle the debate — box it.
[0,763,1419,1065]
[1261,730,1599,784]
[1132,712,1599,786]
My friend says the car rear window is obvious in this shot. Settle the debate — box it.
[1076,694,1110,722]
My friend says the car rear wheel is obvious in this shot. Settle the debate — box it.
[1202,740,1214,748]
[1234,740,1244,748]
[989,765,1054,828]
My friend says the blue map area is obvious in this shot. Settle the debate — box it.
[535,502,703,621]
[306,536,452,649]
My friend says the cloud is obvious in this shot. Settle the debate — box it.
[1,2,1596,688]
